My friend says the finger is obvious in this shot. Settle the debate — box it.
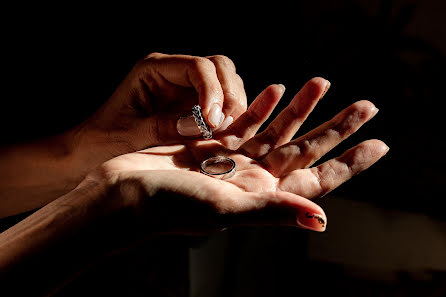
[135,170,326,234]
[219,84,285,150]
[239,77,330,159]
[263,100,379,177]
[141,53,225,129]
[220,191,327,232]
[277,139,389,199]
[133,113,187,147]
[215,115,234,133]
[207,55,248,121]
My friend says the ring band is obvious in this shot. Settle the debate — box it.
[192,105,212,140]
[200,156,236,179]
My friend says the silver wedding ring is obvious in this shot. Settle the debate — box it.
[192,105,212,139]
[200,156,236,179]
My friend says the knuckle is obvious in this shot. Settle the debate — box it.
[136,52,163,72]
[325,127,342,141]
[312,164,336,196]
[263,150,289,176]
[302,140,317,158]
[190,56,216,72]
[144,52,162,60]
[210,55,236,70]
[294,139,318,166]
[223,89,240,110]
[222,77,247,113]
[262,126,280,144]
[349,101,374,121]
[335,102,374,135]
[287,101,303,118]
[247,108,264,123]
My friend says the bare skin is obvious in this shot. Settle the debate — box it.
[83,78,388,234]
[0,78,388,295]
[0,53,247,218]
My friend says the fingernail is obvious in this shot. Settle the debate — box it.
[297,212,327,232]
[278,84,286,94]
[176,115,201,136]
[216,115,233,131]
[209,104,224,128]
[320,80,331,99]
[370,106,379,118]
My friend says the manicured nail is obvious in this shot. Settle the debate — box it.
[209,103,224,128]
[320,80,331,98]
[216,115,233,131]
[370,106,379,118]
[278,84,286,94]
[296,212,327,232]
[176,115,201,136]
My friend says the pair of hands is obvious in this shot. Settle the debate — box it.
[77,53,388,234]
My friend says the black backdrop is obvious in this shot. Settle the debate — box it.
[1,1,445,296]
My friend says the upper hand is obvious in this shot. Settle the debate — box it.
[76,52,247,158]
[86,78,388,234]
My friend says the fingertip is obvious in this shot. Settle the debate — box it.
[296,210,327,232]
[263,84,286,100]
[374,139,390,155]
[350,100,379,121]
[305,77,331,99]
[199,84,224,128]
[309,76,330,85]
[215,115,233,132]
[208,103,225,128]
[274,191,327,229]
[342,139,390,168]
[277,83,286,94]
[361,139,390,154]
[248,84,285,116]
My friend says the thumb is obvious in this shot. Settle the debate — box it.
[133,113,187,148]
[221,191,327,232]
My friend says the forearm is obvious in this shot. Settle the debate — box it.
[0,180,113,273]
[0,179,140,296]
[0,131,77,217]
[0,124,125,218]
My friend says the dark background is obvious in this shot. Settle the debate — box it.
[1,0,445,296]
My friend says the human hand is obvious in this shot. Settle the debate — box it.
[0,53,248,218]
[73,52,246,159]
[85,78,388,234]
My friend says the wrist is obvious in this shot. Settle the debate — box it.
[64,121,116,181]
[68,119,142,176]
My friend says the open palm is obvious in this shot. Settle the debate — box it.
[94,78,388,233]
